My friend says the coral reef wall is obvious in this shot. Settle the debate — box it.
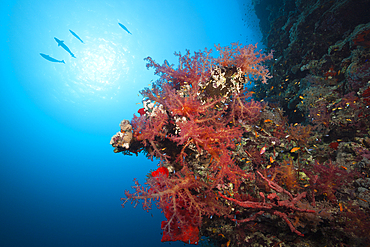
[253,0,370,122]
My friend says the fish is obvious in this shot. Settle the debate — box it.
[290,147,300,153]
[254,131,259,138]
[69,29,84,43]
[54,37,76,58]
[269,156,274,163]
[118,22,132,34]
[40,53,65,64]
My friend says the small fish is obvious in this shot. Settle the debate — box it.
[357,197,368,203]
[290,147,300,153]
[269,156,274,163]
[118,22,132,34]
[226,240,230,247]
[69,29,84,43]
[40,53,65,64]
[264,119,272,123]
[54,37,76,58]
[260,146,266,155]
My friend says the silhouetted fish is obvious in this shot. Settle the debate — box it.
[40,53,65,64]
[54,37,76,58]
[69,29,84,44]
[118,22,132,34]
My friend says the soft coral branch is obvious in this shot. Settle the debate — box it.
[218,171,315,236]
[115,43,277,244]
[215,42,273,84]
[121,166,227,244]
[145,48,214,88]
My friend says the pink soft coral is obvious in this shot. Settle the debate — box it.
[122,166,226,244]
[215,42,273,84]
[119,43,279,244]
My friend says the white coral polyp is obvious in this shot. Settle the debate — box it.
[148,104,165,117]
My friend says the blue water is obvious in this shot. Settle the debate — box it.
[0,1,262,246]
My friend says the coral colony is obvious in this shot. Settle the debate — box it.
[110,42,370,246]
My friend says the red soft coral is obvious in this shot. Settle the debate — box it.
[160,194,200,244]
[151,167,200,244]
[144,48,214,89]
[304,161,357,204]
[119,43,276,244]
[215,42,273,84]
[219,171,315,237]
[122,166,227,244]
